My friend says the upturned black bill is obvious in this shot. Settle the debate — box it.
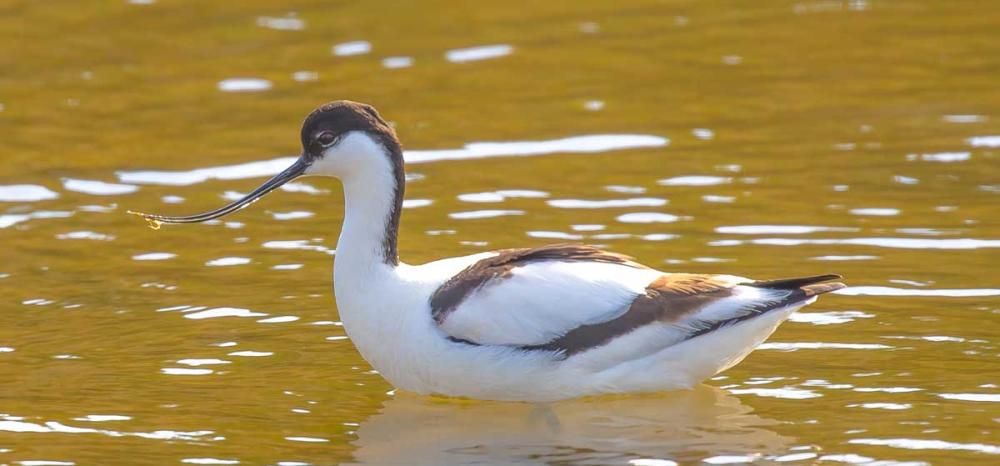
[129,157,309,226]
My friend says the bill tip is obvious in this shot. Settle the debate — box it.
[126,210,163,230]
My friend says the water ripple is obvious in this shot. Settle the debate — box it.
[548,198,667,209]
[967,135,1000,147]
[713,237,1000,249]
[449,210,523,219]
[758,342,892,351]
[848,438,1000,455]
[836,286,1000,297]
[716,225,857,234]
[117,135,668,186]
[256,16,304,31]
[445,44,512,63]
[658,176,731,186]
[61,178,138,196]
[217,78,271,92]
[0,184,59,202]
[616,212,679,223]
[382,56,414,69]
[332,40,371,56]
[0,419,214,441]
[938,393,1000,402]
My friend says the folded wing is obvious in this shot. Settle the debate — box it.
[431,244,845,358]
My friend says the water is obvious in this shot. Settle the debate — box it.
[1,1,998,464]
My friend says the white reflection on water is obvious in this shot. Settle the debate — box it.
[458,190,548,203]
[262,239,333,254]
[132,252,176,261]
[703,195,735,203]
[726,387,821,399]
[0,419,213,441]
[849,208,900,216]
[0,210,73,229]
[527,231,583,240]
[352,386,791,465]
[256,16,304,31]
[182,459,239,465]
[606,185,646,194]
[271,211,314,220]
[757,342,892,351]
[382,56,414,69]
[967,135,1000,147]
[584,100,605,111]
[205,257,251,267]
[616,212,679,223]
[407,135,667,164]
[332,40,371,56]
[788,310,874,325]
[853,387,922,393]
[402,199,432,209]
[55,231,114,241]
[161,368,213,375]
[836,286,1000,297]
[716,225,857,234]
[183,307,267,320]
[0,184,59,202]
[938,393,1000,402]
[228,350,272,357]
[116,134,667,185]
[257,315,298,324]
[177,358,230,366]
[848,438,1000,455]
[692,128,715,140]
[702,455,755,464]
[811,255,878,261]
[217,78,272,92]
[445,44,512,62]
[449,209,523,219]
[73,415,131,422]
[291,71,318,82]
[713,237,1000,249]
[941,115,986,123]
[848,403,912,410]
[658,176,731,186]
[548,198,667,209]
[285,436,329,443]
[62,178,138,196]
[908,152,971,163]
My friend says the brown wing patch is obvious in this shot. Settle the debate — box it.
[430,244,644,324]
[524,274,738,356]
[647,273,744,296]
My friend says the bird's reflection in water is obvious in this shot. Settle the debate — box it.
[348,385,792,465]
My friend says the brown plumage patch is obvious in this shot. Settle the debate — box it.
[524,274,737,356]
[430,244,644,323]
[647,273,743,296]
[799,282,847,296]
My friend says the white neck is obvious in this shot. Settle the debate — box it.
[325,133,404,283]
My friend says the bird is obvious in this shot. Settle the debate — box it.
[130,100,845,402]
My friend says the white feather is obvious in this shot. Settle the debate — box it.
[439,261,662,345]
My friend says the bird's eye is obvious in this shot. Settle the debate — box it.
[317,132,338,147]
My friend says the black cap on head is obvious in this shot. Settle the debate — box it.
[300,100,398,157]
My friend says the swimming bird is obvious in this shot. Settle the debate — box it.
[132,101,845,401]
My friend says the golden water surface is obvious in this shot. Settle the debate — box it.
[1,1,998,465]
